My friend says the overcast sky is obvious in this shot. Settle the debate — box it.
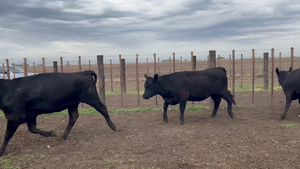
[0,0,299,65]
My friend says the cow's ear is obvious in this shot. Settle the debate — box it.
[154,74,158,81]
[275,68,279,75]
[144,74,148,79]
[289,67,292,72]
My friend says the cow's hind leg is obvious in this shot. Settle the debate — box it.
[178,101,187,125]
[0,120,20,157]
[221,91,235,118]
[26,113,57,137]
[83,93,116,131]
[281,91,293,119]
[163,102,169,122]
[211,95,221,117]
[60,103,80,140]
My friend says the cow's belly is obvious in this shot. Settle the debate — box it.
[292,92,300,100]
[188,95,210,101]
[162,95,209,104]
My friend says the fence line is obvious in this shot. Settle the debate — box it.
[1,47,297,108]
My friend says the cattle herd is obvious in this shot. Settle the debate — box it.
[0,66,298,157]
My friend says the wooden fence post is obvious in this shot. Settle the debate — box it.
[271,48,274,103]
[218,55,220,67]
[232,50,235,99]
[78,56,82,72]
[158,58,160,74]
[252,49,255,104]
[291,47,294,69]
[6,59,10,80]
[42,57,46,73]
[241,54,243,87]
[53,61,58,73]
[33,62,36,75]
[191,51,193,71]
[136,54,140,106]
[192,56,196,71]
[154,53,158,106]
[24,58,28,77]
[88,60,91,70]
[209,50,216,109]
[12,63,15,79]
[121,59,126,94]
[180,56,183,71]
[97,55,106,105]
[263,53,269,91]
[279,52,281,70]
[67,61,70,72]
[119,54,123,106]
[229,54,231,87]
[173,52,175,73]
[60,57,63,73]
[110,59,113,92]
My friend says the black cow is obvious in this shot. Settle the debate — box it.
[0,71,116,156]
[142,67,236,124]
[276,67,300,119]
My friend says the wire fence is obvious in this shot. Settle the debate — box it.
[1,47,297,108]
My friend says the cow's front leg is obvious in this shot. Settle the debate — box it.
[61,104,79,140]
[26,114,57,137]
[281,92,293,119]
[163,102,169,122]
[178,101,187,125]
[0,120,20,157]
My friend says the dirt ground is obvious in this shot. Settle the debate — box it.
[1,91,300,169]
[1,57,300,168]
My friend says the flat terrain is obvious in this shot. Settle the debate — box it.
[1,91,300,169]
[1,57,300,168]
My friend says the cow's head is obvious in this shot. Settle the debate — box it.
[142,74,159,99]
[275,67,292,86]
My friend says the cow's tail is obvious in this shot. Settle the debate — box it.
[85,70,97,84]
[227,91,237,105]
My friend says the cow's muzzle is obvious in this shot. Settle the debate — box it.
[142,95,149,99]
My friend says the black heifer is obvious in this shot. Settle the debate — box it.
[276,67,300,119]
[142,67,236,124]
[0,71,116,156]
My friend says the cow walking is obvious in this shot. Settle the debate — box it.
[0,71,116,156]
[142,67,236,124]
[276,67,300,119]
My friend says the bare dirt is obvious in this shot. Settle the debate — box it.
[1,58,300,168]
[1,91,300,169]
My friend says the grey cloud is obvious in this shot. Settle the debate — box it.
[0,0,299,63]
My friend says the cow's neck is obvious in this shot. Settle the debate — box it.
[156,79,172,99]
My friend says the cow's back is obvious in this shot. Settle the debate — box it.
[1,72,96,113]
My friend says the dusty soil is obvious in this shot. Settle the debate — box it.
[1,91,300,169]
[1,57,300,168]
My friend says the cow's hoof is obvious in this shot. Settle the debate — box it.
[211,114,216,117]
[178,121,184,125]
[163,118,168,122]
[108,122,117,131]
[0,149,4,157]
[281,114,286,119]
[229,113,234,118]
